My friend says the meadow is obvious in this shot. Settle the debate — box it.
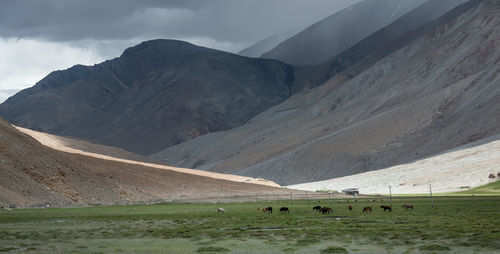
[0,196,499,253]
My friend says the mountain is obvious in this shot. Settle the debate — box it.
[260,0,427,66]
[0,40,295,155]
[294,0,471,91]
[0,117,290,208]
[239,30,298,58]
[154,0,499,185]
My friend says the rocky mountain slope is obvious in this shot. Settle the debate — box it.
[0,117,291,208]
[260,0,426,66]
[295,0,471,90]
[0,40,295,155]
[155,0,500,185]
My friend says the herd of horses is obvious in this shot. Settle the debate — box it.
[218,204,414,215]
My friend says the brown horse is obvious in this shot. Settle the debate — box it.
[402,204,414,210]
[380,205,392,212]
[263,207,273,213]
[362,207,372,213]
[348,205,352,211]
[319,207,333,214]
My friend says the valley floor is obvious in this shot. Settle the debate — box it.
[0,196,499,253]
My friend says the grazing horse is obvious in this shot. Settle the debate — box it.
[402,204,414,210]
[313,206,322,212]
[348,205,352,211]
[280,207,289,214]
[217,208,225,214]
[263,207,273,213]
[362,207,372,213]
[319,207,333,214]
[380,205,392,212]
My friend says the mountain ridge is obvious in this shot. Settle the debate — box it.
[0,39,295,155]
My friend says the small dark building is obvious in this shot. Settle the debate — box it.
[342,188,359,195]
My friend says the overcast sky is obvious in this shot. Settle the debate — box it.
[0,0,360,102]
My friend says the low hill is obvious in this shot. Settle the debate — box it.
[0,117,291,208]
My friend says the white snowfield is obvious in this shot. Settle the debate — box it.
[288,135,500,194]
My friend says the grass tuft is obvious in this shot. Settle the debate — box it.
[196,246,230,252]
[419,244,451,251]
[321,246,349,253]
[0,247,17,252]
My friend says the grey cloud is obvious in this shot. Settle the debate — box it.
[0,0,360,47]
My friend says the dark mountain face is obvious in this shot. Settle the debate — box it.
[154,0,499,185]
[261,0,426,66]
[0,40,295,155]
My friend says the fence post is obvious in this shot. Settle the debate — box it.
[389,186,393,208]
[290,192,293,204]
[429,184,434,208]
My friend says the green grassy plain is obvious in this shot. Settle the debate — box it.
[0,196,499,253]
[455,181,500,195]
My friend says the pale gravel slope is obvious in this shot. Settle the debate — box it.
[289,135,500,194]
[15,126,281,188]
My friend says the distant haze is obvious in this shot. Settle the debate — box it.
[0,0,360,102]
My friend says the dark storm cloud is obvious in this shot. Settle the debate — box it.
[0,0,359,44]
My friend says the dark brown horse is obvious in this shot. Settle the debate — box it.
[362,207,372,213]
[348,205,352,211]
[263,207,273,213]
[402,204,414,209]
[380,205,392,212]
[319,207,333,214]
[313,206,322,212]
[280,207,289,214]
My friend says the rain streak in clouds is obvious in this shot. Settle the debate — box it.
[0,0,359,102]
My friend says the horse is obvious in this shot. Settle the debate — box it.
[320,207,333,214]
[217,208,225,214]
[380,205,392,212]
[313,206,322,212]
[348,205,352,211]
[280,207,289,214]
[362,207,372,213]
[402,204,414,210]
[263,207,273,213]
